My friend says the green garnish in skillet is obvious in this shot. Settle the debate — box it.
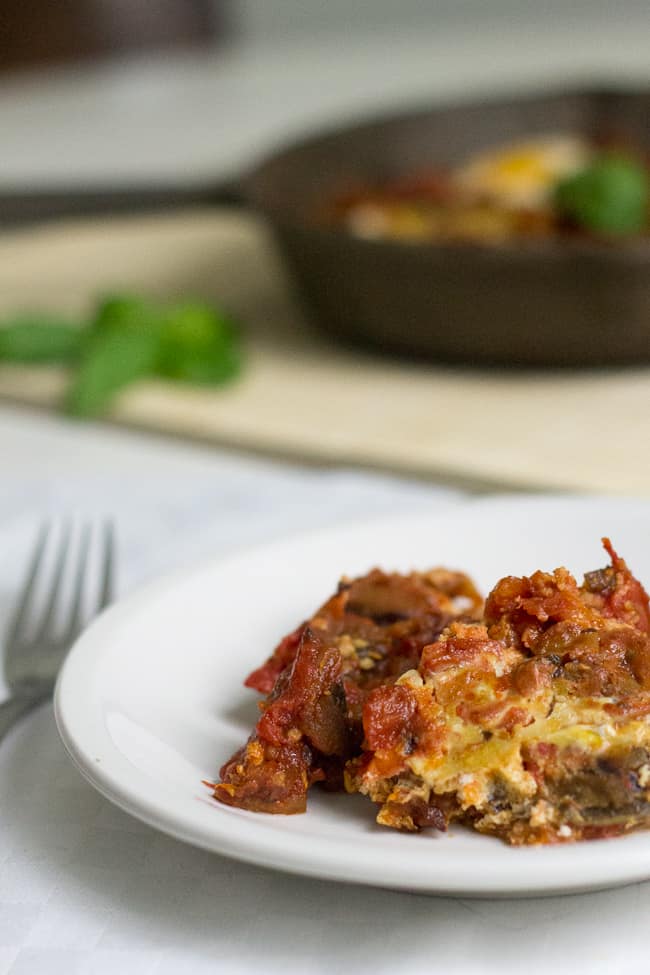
[0,294,243,418]
[555,155,649,235]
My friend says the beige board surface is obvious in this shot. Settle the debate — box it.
[0,209,648,494]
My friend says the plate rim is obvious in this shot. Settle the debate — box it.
[55,494,650,896]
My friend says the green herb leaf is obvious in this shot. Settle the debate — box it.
[93,294,161,335]
[157,301,242,385]
[163,341,243,385]
[555,155,649,234]
[65,327,160,417]
[0,318,82,363]
[1,292,243,417]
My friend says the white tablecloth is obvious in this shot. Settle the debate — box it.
[1,406,649,975]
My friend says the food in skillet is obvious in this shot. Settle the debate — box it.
[213,539,650,845]
[328,134,650,243]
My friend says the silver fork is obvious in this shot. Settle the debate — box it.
[0,521,115,742]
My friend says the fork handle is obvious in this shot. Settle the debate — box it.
[0,694,45,743]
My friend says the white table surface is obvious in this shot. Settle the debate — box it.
[1,404,650,975]
[1,19,650,190]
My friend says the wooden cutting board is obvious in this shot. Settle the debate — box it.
[0,209,648,495]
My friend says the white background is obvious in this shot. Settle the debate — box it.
[1,9,649,189]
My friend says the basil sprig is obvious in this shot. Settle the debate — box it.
[0,294,243,417]
[555,155,649,235]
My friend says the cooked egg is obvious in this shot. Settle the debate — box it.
[454,134,591,209]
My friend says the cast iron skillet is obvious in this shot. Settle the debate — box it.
[245,86,650,367]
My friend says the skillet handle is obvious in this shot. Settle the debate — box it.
[0,178,248,228]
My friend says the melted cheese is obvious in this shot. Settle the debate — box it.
[454,134,591,209]
[399,665,650,814]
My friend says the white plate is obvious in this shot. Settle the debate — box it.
[55,496,650,897]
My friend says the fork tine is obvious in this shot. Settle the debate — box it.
[98,520,115,610]
[32,522,73,645]
[4,523,50,648]
[62,523,91,642]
